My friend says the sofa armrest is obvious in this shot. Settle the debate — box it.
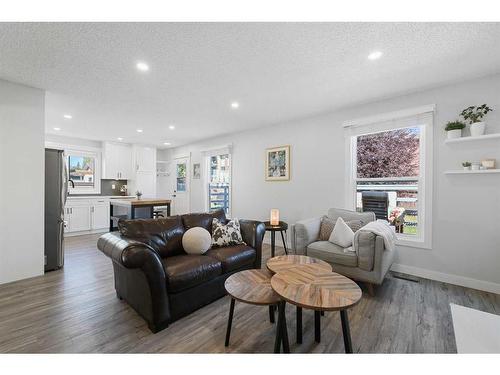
[97,232,165,273]
[291,217,321,255]
[354,232,394,283]
[239,220,266,269]
[97,232,171,331]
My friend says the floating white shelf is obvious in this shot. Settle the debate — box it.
[444,169,500,175]
[445,133,500,144]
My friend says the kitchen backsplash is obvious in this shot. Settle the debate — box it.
[101,179,128,196]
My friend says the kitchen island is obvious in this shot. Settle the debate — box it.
[109,198,171,231]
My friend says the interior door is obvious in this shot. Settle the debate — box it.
[170,157,190,215]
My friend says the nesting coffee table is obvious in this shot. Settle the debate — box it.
[224,255,362,353]
[271,263,362,353]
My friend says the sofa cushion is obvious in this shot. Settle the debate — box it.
[162,255,222,293]
[205,244,256,273]
[182,209,227,234]
[118,216,185,257]
[307,241,358,268]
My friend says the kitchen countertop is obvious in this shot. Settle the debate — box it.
[67,195,136,200]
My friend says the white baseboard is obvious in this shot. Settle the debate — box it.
[64,228,108,237]
[391,263,500,295]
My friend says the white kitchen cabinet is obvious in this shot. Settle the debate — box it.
[65,198,110,235]
[128,145,157,197]
[90,199,110,230]
[102,142,132,180]
[65,202,92,233]
[134,145,156,173]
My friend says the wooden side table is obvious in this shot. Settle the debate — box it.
[264,221,288,257]
[224,269,283,348]
[271,264,362,353]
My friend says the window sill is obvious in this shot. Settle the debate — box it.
[396,236,431,250]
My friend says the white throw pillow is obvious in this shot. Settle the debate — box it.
[329,217,354,248]
[182,227,212,254]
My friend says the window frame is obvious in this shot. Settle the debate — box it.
[344,106,434,250]
[202,145,233,217]
[65,148,102,195]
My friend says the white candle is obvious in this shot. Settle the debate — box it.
[270,209,280,226]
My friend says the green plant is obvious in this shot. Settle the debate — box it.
[444,120,466,131]
[135,190,143,197]
[460,104,493,124]
[462,162,471,167]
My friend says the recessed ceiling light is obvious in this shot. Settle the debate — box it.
[63,114,72,119]
[368,51,383,60]
[168,125,175,130]
[117,137,123,141]
[231,101,240,109]
[163,142,171,146]
[136,62,149,72]
[136,129,143,133]
[53,127,61,131]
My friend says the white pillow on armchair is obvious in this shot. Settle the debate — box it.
[328,217,354,248]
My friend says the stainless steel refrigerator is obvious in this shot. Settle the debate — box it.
[44,148,68,271]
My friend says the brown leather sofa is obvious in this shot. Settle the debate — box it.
[97,210,265,333]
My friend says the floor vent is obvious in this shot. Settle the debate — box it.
[392,272,420,283]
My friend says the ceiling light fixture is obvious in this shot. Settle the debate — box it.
[117,137,123,141]
[231,101,240,109]
[136,129,143,133]
[63,114,72,119]
[136,61,149,72]
[163,142,171,146]
[168,125,175,130]
[368,51,383,60]
[53,127,61,131]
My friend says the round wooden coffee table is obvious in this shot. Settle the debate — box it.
[271,264,362,353]
[224,269,281,347]
[266,254,332,273]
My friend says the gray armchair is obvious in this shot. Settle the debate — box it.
[291,208,395,295]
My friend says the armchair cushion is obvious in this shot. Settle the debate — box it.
[307,241,358,267]
[162,255,222,293]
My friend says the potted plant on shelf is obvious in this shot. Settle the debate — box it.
[135,190,143,200]
[460,104,493,137]
[445,120,466,139]
[462,162,471,171]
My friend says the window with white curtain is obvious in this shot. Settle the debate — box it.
[344,106,434,249]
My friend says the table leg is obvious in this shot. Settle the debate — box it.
[340,310,353,353]
[225,298,235,347]
[131,206,136,219]
[296,306,302,344]
[314,310,321,343]
[109,204,114,232]
[150,206,154,218]
[280,230,288,255]
[271,231,276,258]
[167,203,171,217]
[274,301,289,353]
[269,305,275,323]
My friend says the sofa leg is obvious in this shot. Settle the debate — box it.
[366,283,375,296]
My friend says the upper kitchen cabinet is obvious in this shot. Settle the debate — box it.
[102,142,132,180]
[133,145,156,173]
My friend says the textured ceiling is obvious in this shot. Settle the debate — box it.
[1,22,500,148]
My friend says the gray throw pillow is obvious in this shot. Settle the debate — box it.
[318,216,365,241]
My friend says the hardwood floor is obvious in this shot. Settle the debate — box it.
[1,233,499,353]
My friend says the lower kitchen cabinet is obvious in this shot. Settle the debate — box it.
[65,198,110,236]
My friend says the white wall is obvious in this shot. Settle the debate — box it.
[0,79,45,284]
[172,73,500,293]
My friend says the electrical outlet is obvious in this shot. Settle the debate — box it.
[111,184,116,190]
